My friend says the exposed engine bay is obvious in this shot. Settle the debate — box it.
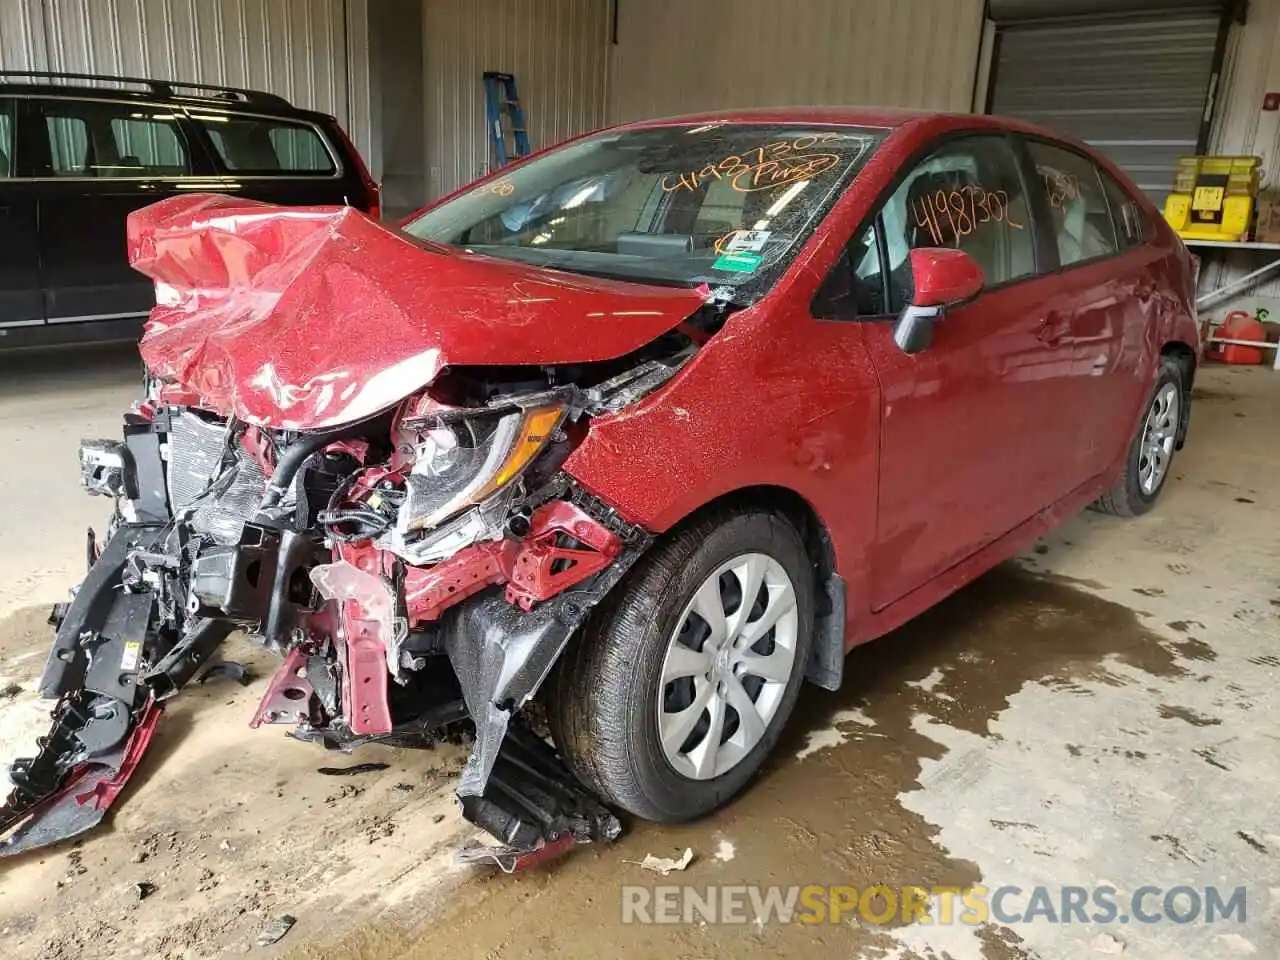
[0,323,719,871]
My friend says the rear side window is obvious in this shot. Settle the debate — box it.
[35,100,192,177]
[1099,169,1148,250]
[1027,141,1118,267]
[110,116,187,170]
[45,115,88,173]
[0,99,14,177]
[194,114,336,175]
[877,135,1037,311]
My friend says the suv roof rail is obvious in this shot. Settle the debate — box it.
[0,70,293,109]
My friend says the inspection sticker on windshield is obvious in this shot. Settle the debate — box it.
[120,640,142,672]
[712,251,764,273]
[724,229,771,253]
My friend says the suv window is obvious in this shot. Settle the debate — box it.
[1027,141,1118,267]
[194,114,335,175]
[0,99,14,178]
[1098,168,1148,250]
[868,135,1036,312]
[35,100,191,177]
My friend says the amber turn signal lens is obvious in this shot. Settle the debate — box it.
[491,406,564,490]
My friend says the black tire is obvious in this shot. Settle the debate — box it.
[547,508,814,822]
[1093,357,1184,518]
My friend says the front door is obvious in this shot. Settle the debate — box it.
[28,97,198,325]
[0,97,42,332]
[861,134,1062,611]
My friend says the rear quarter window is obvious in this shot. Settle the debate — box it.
[1098,169,1149,250]
[194,114,336,175]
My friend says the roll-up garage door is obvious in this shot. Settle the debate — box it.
[989,4,1226,205]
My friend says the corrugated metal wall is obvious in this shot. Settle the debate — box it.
[423,0,609,199]
[1212,0,1280,174]
[0,0,373,163]
[990,13,1222,203]
[1204,0,1280,301]
[609,0,986,123]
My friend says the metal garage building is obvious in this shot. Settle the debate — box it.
[2,0,1278,214]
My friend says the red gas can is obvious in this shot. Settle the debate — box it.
[1213,311,1267,365]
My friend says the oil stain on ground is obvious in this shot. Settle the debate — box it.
[294,565,1189,960]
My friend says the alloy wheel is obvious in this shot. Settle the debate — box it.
[657,553,799,781]
[1138,382,1180,496]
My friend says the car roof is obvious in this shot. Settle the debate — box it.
[611,105,1077,144]
[0,71,335,123]
[615,105,938,128]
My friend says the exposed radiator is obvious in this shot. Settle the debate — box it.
[166,411,267,545]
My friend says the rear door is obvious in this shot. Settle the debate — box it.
[1022,139,1142,482]
[0,97,43,332]
[183,109,356,207]
[30,97,200,325]
[860,133,1064,610]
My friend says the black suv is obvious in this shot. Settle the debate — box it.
[0,71,380,347]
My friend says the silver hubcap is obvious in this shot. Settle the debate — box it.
[657,553,799,781]
[1139,382,1180,495]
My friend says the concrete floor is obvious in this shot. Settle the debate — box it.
[0,348,1276,960]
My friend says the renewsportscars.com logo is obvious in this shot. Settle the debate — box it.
[620,884,1249,926]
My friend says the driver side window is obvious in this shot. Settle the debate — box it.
[880,136,1036,311]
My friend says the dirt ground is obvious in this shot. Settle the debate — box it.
[0,351,1276,960]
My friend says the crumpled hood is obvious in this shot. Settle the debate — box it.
[128,194,707,429]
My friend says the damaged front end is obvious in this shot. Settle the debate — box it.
[0,342,719,869]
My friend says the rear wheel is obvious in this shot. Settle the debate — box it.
[548,509,814,822]
[1093,357,1183,517]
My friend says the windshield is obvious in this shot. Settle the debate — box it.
[402,123,885,301]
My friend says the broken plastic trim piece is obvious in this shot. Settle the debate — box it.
[0,696,163,857]
[583,353,694,416]
[445,532,651,799]
[454,721,621,873]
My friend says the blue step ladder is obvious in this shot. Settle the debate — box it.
[483,71,531,168]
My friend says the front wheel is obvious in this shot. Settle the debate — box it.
[547,509,814,822]
[1093,357,1184,517]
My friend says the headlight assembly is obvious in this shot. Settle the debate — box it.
[397,397,566,534]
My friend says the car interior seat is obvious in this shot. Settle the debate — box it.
[1058,189,1112,263]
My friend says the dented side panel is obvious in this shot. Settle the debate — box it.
[563,297,881,638]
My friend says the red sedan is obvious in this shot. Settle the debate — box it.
[4,107,1198,864]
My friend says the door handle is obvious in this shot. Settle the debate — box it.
[1037,313,1069,345]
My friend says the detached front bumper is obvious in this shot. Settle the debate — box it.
[2,519,233,855]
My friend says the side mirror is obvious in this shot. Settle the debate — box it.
[893,248,985,355]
